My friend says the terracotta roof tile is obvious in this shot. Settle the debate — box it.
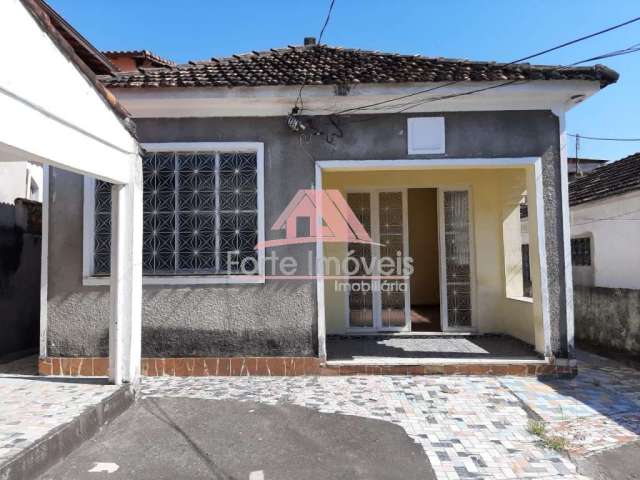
[103,50,176,69]
[570,153,640,206]
[101,44,619,89]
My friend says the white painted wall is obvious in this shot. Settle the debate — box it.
[0,0,137,184]
[570,191,640,289]
[522,190,640,290]
[0,160,43,204]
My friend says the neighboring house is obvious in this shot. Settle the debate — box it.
[0,161,43,204]
[522,152,640,290]
[104,50,175,72]
[567,156,608,181]
[37,22,619,376]
[568,153,640,289]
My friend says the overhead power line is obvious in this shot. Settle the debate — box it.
[294,0,337,113]
[508,16,640,64]
[334,15,640,116]
[568,133,640,142]
[387,41,640,113]
[318,0,336,45]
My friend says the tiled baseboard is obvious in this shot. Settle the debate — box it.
[319,363,576,376]
[38,357,576,377]
[38,357,320,377]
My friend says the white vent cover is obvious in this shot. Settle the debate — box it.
[407,117,445,154]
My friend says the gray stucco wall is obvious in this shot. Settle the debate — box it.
[575,286,640,353]
[46,111,569,358]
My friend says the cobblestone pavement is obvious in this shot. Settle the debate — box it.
[141,376,580,479]
[0,356,119,467]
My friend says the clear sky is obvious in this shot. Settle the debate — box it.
[49,0,640,161]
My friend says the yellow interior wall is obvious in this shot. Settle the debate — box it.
[322,167,541,351]
[408,188,439,306]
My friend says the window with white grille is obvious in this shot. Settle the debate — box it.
[91,147,263,277]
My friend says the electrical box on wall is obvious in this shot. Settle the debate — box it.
[407,117,445,154]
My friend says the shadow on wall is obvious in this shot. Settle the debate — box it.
[50,325,317,358]
[0,200,41,358]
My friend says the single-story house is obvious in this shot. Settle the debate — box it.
[569,153,640,289]
[30,5,620,377]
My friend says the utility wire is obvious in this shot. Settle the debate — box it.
[572,206,640,226]
[508,16,640,64]
[333,15,640,116]
[318,0,336,45]
[294,0,337,113]
[365,40,640,114]
[568,133,640,142]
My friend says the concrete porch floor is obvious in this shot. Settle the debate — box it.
[326,334,543,365]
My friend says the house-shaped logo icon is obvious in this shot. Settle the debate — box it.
[256,189,375,249]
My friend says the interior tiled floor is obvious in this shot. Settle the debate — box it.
[327,334,541,362]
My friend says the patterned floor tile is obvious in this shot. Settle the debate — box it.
[0,357,119,467]
[141,376,578,480]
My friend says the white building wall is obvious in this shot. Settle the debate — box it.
[570,190,640,290]
[0,160,43,204]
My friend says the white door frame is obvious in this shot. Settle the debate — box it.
[343,188,411,332]
[315,157,551,363]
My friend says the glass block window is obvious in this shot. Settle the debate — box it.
[93,180,112,275]
[93,150,259,276]
[571,237,591,266]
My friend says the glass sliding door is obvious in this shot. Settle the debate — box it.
[345,190,410,331]
[439,189,473,329]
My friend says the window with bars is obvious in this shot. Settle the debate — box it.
[571,237,592,267]
[92,149,261,276]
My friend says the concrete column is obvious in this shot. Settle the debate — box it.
[109,155,143,385]
[557,112,575,361]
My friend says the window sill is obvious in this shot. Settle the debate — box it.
[82,275,266,287]
[506,296,533,304]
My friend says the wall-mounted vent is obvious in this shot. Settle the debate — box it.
[407,117,445,154]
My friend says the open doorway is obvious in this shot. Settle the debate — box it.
[408,188,441,331]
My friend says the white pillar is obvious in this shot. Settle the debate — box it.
[109,155,143,385]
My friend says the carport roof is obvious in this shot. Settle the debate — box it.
[20,0,136,137]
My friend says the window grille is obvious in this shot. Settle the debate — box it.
[571,237,591,267]
[93,150,259,275]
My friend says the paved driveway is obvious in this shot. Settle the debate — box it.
[135,376,578,479]
[39,397,434,480]
[33,351,640,480]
